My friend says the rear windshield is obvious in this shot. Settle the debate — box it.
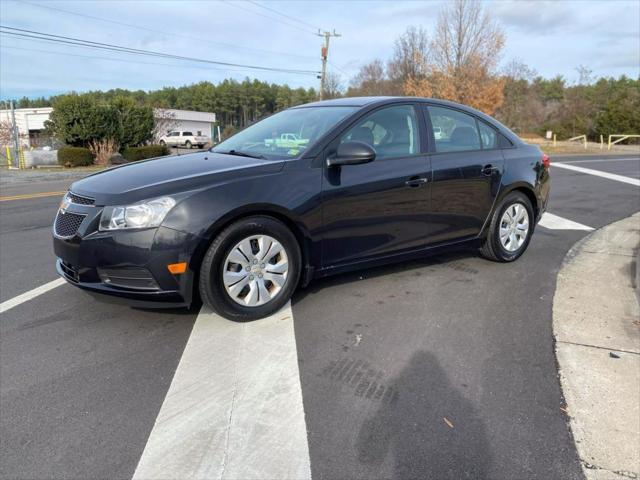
[212,106,357,160]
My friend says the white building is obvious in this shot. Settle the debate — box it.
[155,109,217,139]
[0,107,217,148]
[0,107,54,148]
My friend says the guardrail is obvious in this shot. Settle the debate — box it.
[568,135,588,149]
[608,134,640,150]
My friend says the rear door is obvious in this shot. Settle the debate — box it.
[422,105,504,244]
[321,103,431,268]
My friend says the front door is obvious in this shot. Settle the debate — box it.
[423,105,505,244]
[321,104,431,268]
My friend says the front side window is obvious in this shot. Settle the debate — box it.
[182,132,193,136]
[213,106,357,160]
[428,106,481,153]
[341,104,420,159]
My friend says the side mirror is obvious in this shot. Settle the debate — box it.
[327,141,376,167]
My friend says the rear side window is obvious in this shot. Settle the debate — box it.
[341,104,420,159]
[478,120,497,149]
[427,106,480,152]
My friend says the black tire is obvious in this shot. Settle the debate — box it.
[185,141,192,149]
[199,216,301,321]
[159,140,166,146]
[479,191,534,262]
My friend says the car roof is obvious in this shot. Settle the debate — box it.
[294,96,398,108]
[294,96,482,112]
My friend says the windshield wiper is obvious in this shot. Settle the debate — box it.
[217,149,266,159]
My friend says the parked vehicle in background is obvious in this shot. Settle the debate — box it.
[264,133,310,150]
[159,131,210,149]
[53,97,550,321]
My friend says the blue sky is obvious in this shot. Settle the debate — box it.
[1,0,639,99]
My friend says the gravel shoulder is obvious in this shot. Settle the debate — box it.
[554,212,640,479]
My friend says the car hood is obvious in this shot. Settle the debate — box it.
[70,151,285,205]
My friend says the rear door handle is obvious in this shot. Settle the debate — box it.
[481,164,499,176]
[405,176,428,187]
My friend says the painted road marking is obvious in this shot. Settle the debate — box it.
[560,157,639,164]
[132,302,311,480]
[539,213,594,231]
[0,278,66,314]
[553,162,640,186]
[0,191,66,202]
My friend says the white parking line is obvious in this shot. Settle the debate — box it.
[0,278,66,314]
[132,302,311,480]
[539,213,594,231]
[553,162,640,186]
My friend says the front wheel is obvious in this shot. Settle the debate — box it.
[199,216,301,321]
[479,191,534,262]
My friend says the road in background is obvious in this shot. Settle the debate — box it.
[1,154,638,479]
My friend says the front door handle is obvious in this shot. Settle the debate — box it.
[405,176,428,187]
[482,164,499,176]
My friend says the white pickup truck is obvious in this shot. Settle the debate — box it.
[159,131,210,149]
[264,133,309,149]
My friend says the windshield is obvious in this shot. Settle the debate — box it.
[212,106,357,159]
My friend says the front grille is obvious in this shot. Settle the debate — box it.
[54,211,86,238]
[68,192,95,205]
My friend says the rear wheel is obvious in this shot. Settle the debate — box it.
[159,140,166,146]
[185,140,192,149]
[199,216,301,321]
[479,191,534,262]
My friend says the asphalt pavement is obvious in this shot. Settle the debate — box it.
[1,154,639,479]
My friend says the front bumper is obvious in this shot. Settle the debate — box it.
[53,214,201,308]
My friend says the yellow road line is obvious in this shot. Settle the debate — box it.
[0,191,66,202]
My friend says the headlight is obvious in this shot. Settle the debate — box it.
[99,196,176,231]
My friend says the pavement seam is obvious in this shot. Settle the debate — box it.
[556,340,640,356]
[581,461,639,480]
[220,326,243,480]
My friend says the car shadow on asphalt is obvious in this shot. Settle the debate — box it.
[355,350,492,479]
[293,245,480,305]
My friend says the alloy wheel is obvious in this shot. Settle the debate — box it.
[499,203,530,252]
[222,234,289,307]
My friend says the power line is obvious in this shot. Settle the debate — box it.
[0,43,296,75]
[0,26,321,76]
[328,61,349,76]
[16,0,318,62]
[221,0,317,35]
[245,0,321,32]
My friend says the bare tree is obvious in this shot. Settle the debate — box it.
[152,108,177,143]
[347,59,393,96]
[323,72,344,99]
[406,0,506,113]
[0,120,13,146]
[388,26,430,85]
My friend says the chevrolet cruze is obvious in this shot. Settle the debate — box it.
[53,97,550,320]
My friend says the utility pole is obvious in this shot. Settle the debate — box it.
[317,29,341,100]
[10,101,19,169]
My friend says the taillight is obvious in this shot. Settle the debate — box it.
[542,153,551,169]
